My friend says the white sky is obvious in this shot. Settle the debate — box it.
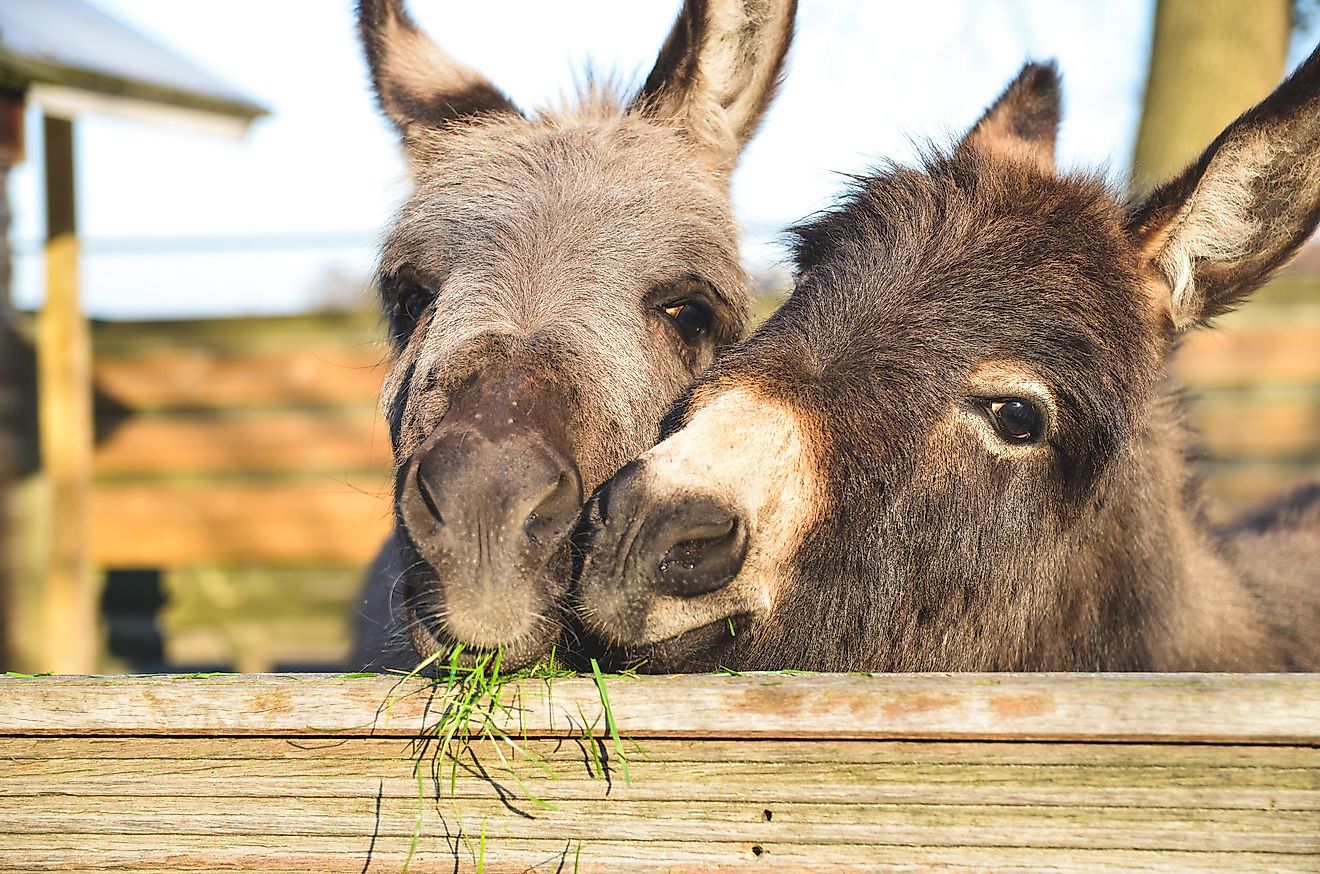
[9,0,1171,319]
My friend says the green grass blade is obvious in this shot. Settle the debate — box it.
[589,658,631,786]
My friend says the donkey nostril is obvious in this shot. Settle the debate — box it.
[650,500,747,597]
[414,453,448,525]
[658,517,736,572]
[525,468,583,547]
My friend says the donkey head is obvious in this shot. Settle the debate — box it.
[576,49,1320,672]
[360,0,795,667]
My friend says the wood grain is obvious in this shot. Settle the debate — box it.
[1,673,1316,871]
[1,672,1317,742]
[5,740,1316,810]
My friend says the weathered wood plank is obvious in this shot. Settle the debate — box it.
[4,736,1315,767]
[4,743,1316,810]
[1,675,1316,872]
[7,799,1318,852]
[4,765,1315,812]
[1,673,1317,742]
[0,836,1313,873]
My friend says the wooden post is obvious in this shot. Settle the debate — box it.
[38,115,96,673]
[0,168,13,672]
[0,89,27,670]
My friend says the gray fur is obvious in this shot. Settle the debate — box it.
[352,0,796,670]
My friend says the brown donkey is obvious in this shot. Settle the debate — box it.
[575,53,1320,673]
[350,0,796,670]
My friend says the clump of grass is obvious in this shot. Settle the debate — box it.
[390,645,620,872]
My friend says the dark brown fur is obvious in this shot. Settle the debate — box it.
[576,56,1320,673]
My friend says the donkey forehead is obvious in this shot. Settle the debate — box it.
[383,114,740,280]
[788,164,1162,374]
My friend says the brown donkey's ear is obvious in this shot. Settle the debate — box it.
[633,0,798,177]
[358,0,519,137]
[1129,43,1320,330]
[958,61,1061,172]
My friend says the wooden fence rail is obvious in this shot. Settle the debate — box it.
[1,672,1317,872]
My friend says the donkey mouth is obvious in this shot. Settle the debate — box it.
[592,612,752,673]
[401,551,565,671]
[397,501,574,671]
[407,604,557,671]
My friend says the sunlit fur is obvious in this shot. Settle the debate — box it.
[578,56,1320,673]
[351,0,796,669]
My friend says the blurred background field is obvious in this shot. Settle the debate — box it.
[1,0,1319,674]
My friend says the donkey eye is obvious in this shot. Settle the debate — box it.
[987,399,1044,444]
[397,281,434,324]
[661,300,712,342]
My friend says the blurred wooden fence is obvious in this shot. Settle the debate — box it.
[89,311,391,567]
[4,310,393,673]
[1172,274,1320,512]
[87,311,392,672]
[0,672,1317,871]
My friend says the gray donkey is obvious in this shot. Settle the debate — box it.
[576,53,1320,673]
[351,0,796,669]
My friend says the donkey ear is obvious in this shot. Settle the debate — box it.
[358,0,519,138]
[632,0,797,176]
[1128,44,1320,330]
[957,61,1061,172]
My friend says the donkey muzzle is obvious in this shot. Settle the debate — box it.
[574,460,754,646]
[397,369,583,654]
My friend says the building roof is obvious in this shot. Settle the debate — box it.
[0,0,267,130]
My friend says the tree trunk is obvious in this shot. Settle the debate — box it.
[1130,0,1291,195]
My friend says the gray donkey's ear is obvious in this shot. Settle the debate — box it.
[958,61,1062,172]
[358,0,520,137]
[1128,43,1320,329]
[633,0,797,176]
